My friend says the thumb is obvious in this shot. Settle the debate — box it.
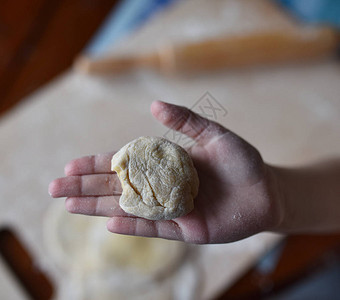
[151,100,226,146]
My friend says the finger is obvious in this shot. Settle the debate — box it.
[151,100,226,146]
[65,196,127,217]
[106,217,185,241]
[48,174,122,198]
[64,152,115,176]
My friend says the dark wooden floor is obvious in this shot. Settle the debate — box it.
[1,1,340,299]
[0,0,118,116]
[217,234,340,299]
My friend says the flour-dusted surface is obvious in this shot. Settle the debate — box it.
[44,201,188,300]
[111,136,198,220]
[1,0,340,299]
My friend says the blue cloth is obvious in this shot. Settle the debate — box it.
[277,0,340,28]
[86,0,177,57]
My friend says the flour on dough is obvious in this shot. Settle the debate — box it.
[111,136,199,220]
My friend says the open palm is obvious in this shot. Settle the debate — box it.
[49,101,282,244]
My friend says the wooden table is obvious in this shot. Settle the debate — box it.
[1,1,340,299]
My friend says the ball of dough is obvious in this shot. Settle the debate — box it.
[111,136,199,220]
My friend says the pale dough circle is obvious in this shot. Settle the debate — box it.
[43,201,186,299]
[43,201,185,277]
[111,136,199,220]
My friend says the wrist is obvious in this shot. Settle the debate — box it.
[267,160,340,234]
[264,164,287,232]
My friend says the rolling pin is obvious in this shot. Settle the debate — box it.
[74,27,339,74]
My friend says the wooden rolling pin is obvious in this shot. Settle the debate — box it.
[74,27,339,74]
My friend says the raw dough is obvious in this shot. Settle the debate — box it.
[111,136,199,220]
[43,201,186,300]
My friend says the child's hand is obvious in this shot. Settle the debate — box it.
[49,101,283,244]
